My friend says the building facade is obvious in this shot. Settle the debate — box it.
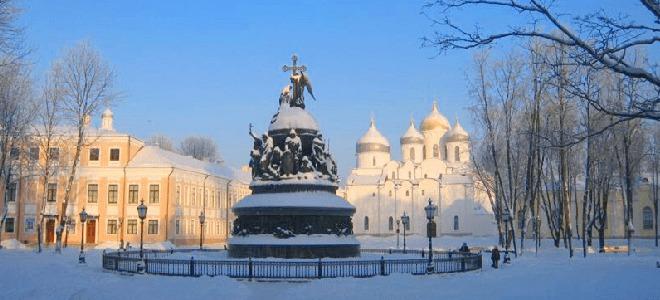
[345,102,495,237]
[0,109,250,248]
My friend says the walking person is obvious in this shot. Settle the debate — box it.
[491,246,500,269]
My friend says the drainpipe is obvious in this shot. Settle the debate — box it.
[165,167,175,244]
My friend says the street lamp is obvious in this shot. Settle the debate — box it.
[401,212,410,253]
[78,208,88,264]
[395,219,400,249]
[199,211,206,250]
[137,199,148,259]
[425,199,437,273]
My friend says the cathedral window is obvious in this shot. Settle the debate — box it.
[388,217,394,231]
[643,207,653,229]
[443,145,448,160]
[389,190,392,197]
[405,190,409,196]
[421,190,425,196]
[454,146,460,162]
[410,148,415,161]
[372,192,376,197]
[453,215,459,231]
[364,216,369,231]
[392,171,395,179]
[408,171,411,179]
[372,157,376,166]
[433,144,439,158]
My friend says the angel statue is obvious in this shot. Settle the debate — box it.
[282,54,316,109]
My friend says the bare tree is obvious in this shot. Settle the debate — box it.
[52,41,116,252]
[148,134,174,152]
[423,0,659,121]
[179,136,220,162]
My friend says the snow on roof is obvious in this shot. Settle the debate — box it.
[446,118,469,142]
[128,146,250,183]
[268,105,320,132]
[346,174,382,186]
[401,118,424,143]
[357,118,390,146]
[233,191,354,210]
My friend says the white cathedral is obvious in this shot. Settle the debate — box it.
[345,102,495,236]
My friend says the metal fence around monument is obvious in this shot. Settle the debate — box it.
[102,248,482,279]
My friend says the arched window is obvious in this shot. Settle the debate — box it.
[405,190,409,196]
[408,171,411,179]
[372,157,376,166]
[643,206,653,229]
[410,148,415,161]
[454,146,460,162]
[443,145,449,160]
[372,192,376,197]
[389,190,392,197]
[364,216,370,231]
[453,215,459,231]
[423,146,427,159]
[392,171,396,179]
[433,144,439,158]
[388,217,394,231]
[421,190,425,196]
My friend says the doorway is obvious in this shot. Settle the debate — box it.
[45,220,55,243]
[85,219,96,244]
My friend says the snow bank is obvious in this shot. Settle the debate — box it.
[0,239,27,250]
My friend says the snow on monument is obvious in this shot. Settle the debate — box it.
[228,54,359,258]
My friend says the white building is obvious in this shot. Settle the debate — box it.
[345,102,495,236]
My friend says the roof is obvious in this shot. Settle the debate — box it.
[420,101,450,132]
[401,118,424,144]
[446,119,469,142]
[128,146,251,183]
[357,118,390,147]
[346,174,382,185]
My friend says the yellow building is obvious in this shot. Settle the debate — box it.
[0,109,250,248]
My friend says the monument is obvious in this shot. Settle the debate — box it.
[228,54,359,258]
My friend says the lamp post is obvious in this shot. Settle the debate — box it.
[78,208,88,264]
[137,200,148,259]
[425,199,437,273]
[502,211,511,255]
[401,212,409,253]
[199,211,206,250]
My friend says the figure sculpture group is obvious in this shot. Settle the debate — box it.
[249,125,338,182]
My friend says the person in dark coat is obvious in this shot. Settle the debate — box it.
[491,246,500,268]
[459,242,469,253]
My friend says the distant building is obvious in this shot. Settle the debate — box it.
[0,108,250,247]
[345,102,495,236]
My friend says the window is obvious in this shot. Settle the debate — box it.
[107,184,118,204]
[453,215,459,231]
[372,157,376,166]
[87,184,98,203]
[7,183,16,202]
[176,186,181,205]
[433,144,439,158]
[47,183,57,202]
[147,220,158,234]
[127,219,137,234]
[149,184,159,203]
[372,192,376,197]
[389,190,392,197]
[48,147,59,160]
[643,207,653,230]
[408,171,411,179]
[364,216,369,231]
[388,216,394,231]
[454,146,460,162]
[68,220,76,234]
[5,218,14,233]
[405,190,410,197]
[409,148,415,161]
[109,148,120,161]
[175,220,180,235]
[107,219,118,234]
[148,220,158,234]
[25,218,34,232]
[444,145,449,160]
[10,147,19,160]
[191,189,196,206]
[29,147,39,161]
[392,172,396,179]
[89,148,99,161]
[421,190,425,196]
[128,185,139,204]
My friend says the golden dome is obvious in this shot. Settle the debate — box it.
[420,100,450,132]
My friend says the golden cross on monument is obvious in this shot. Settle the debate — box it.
[282,54,307,75]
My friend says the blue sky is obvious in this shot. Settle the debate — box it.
[20,0,655,178]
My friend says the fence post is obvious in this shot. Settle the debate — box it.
[380,256,385,276]
[190,257,195,277]
[116,252,121,271]
[248,257,253,281]
[461,257,465,272]
[317,258,322,279]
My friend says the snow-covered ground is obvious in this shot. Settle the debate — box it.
[0,236,658,300]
